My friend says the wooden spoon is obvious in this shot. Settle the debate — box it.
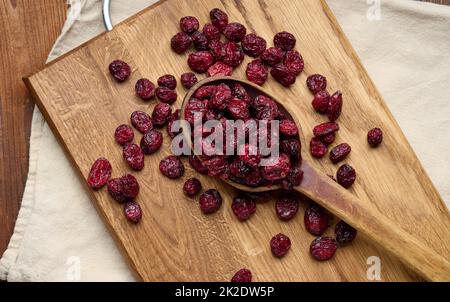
[180,76,450,281]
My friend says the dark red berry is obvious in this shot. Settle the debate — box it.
[310,137,328,158]
[304,204,330,236]
[140,129,163,154]
[210,8,229,32]
[180,16,199,34]
[159,156,185,179]
[260,153,291,181]
[131,111,153,134]
[171,32,192,54]
[243,169,264,187]
[328,91,343,122]
[274,31,296,51]
[232,196,256,221]
[320,133,335,146]
[330,143,351,164]
[275,195,299,221]
[271,64,296,87]
[229,159,251,178]
[157,74,177,90]
[310,237,337,261]
[238,144,261,169]
[189,155,208,175]
[280,139,301,162]
[183,177,202,197]
[123,144,145,171]
[109,60,131,82]
[188,51,215,73]
[231,269,252,282]
[284,165,304,189]
[202,23,221,41]
[167,109,181,139]
[227,98,251,120]
[251,95,279,121]
[261,47,284,66]
[87,158,112,189]
[270,233,291,258]
[107,174,140,203]
[224,22,247,42]
[208,40,225,60]
[155,87,177,104]
[124,202,142,223]
[192,31,209,51]
[232,83,251,104]
[135,78,156,100]
[199,189,222,214]
[313,122,339,137]
[207,62,233,77]
[152,103,172,127]
[307,74,327,94]
[336,164,356,188]
[115,125,134,146]
[209,83,231,110]
[246,59,268,86]
[180,72,198,89]
[184,98,208,125]
[335,220,357,244]
[223,42,245,67]
[367,128,383,147]
[241,34,267,57]
[202,156,228,177]
[279,119,299,137]
[312,90,330,114]
[284,50,304,75]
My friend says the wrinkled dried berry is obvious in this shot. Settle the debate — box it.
[232,196,256,221]
[280,139,301,162]
[202,156,228,177]
[330,143,351,164]
[229,159,251,178]
[310,137,328,158]
[336,164,356,188]
[367,128,383,147]
[189,155,208,175]
[246,59,268,86]
[171,32,192,54]
[183,177,202,197]
[155,87,177,104]
[270,233,291,258]
[239,144,261,169]
[199,189,222,214]
[124,202,142,223]
[251,95,279,121]
[157,74,177,90]
[284,50,304,75]
[180,72,198,89]
[180,16,199,34]
[282,166,304,190]
[224,22,246,42]
[115,124,134,146]
[208,83,230,110]
[192,31,209,51]
[203,23,221,41]
[152,103,172,127]
[327,91,343,122]
[207,62,233,77]
[184,98,208,125]
[310,237,337,261]
[241,34,267,57]
[140,129,163,154]
[271,64,296,87]
[321,134,335,146]
[312,90,330,114]
[123,144,145,171]
[335,220,357,244]
[274,31,296,51]
[167,109,181,139]
[107,174,140,203]
[223,42,245,67]
[208,40,225,60]
[313,122,339,137]
[243,169,264,187]
[261,47,284,67]
[232,83,251,104]
[261,153,291,181]
[87,158,112,189]
[227,98,251,120]
[279,120,299,137]
[307,74,327,94]
[188,51,215,73]
[159,155,185,179]
[275,195,299,221]
[130,111,153,134]
[109,60,131,82]
[135,78,156,100]
[304,204,330,236]
[231,269,252,282]
[210,8,229,32]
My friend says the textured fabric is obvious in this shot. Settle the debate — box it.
[1,0,449,281]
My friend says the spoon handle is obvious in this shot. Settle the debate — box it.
[298,162,450,281]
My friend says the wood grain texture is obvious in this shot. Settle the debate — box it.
[0,0,67,257]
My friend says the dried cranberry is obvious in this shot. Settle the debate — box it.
[279,120,298,137]
[184,98,208,125]
[124,202,142,223]
[274,31,296,51]
[232,196,256,221]
[207,62,233,77]
[109,60,131,82]
[336,164,356,188]
[367,128,383,147]
[157,74,177,90]
[275,195,299,221]
[114,125,134,146]
[189,155,209,175]
[135,78,156,100]
[312,90,330,114]
[202,156,227,177]
[270,233,291,258]
[321,133,335,146]
[246,59,268,86]
[327,91,343,122]
[330,143,351,164]
[280,139,301,162]
[284,166,304,189]
[140,129,163,154]
[199,189,222,214]
[223,42,244,67]
[180,16,199,34]
[251,95,279,120]
[224,22,246,42]
[123,144,145,171]
[232,83,251,104]
[310,237,337,261]
[310,137,328,158]
[192,31,209,51]
[271,64,296,87]
[313,122,339,137]
[243,169,264,187]
[108,174,140,203]
[171,32,192,54]
[229,159,251,178]
[307,74,327,94]
[261,47,284,67]
[284,50,304,75]
[227,98,251,120]
[203,23,221,41]
[239,144,261,169]
[159,156,185,179]
[152,103,172,127]
[241,34,267,57]
[335,220,357,244]
[231,269,252,282]
[208,40,225,60]
[131,111,153,134]
[210,8,229,32]
[209,83,231,110]
[188,51,215,73]
[183,177,202,197]
[155,87,177,104]
[87,158,112,189]
[180,72,198,89]
[167,109,181,139]
[304,204,330,236]
[260,153,291,181]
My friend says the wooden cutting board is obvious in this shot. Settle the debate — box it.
[24,0,450,281]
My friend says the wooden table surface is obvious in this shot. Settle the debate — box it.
[0,0,448,268]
